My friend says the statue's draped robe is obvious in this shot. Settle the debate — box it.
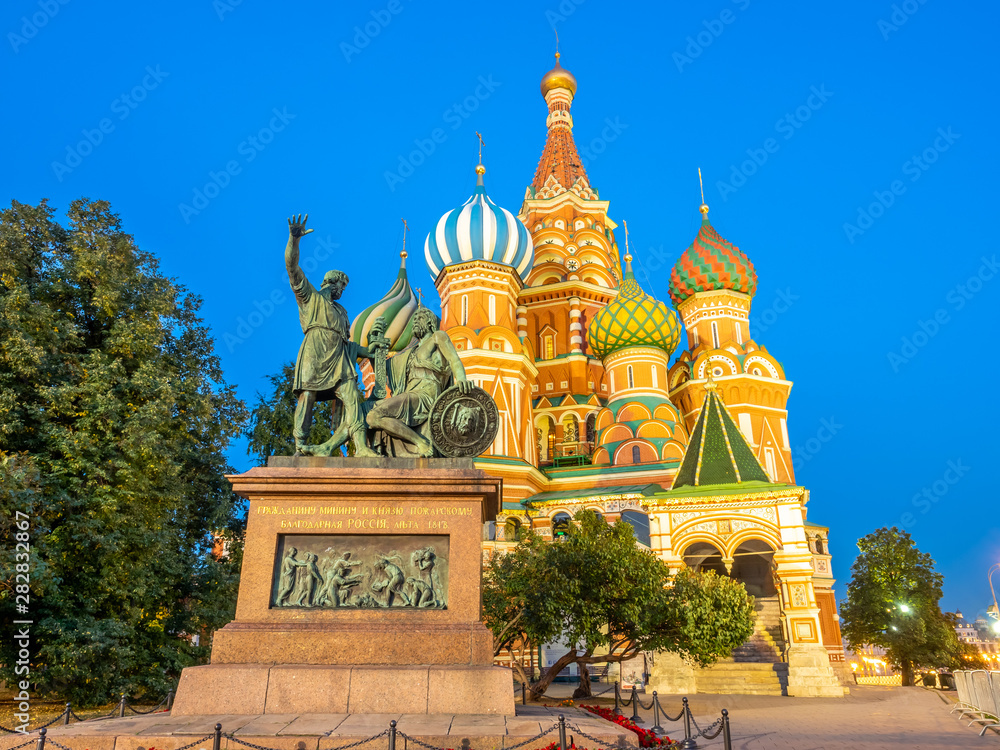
[291,275,360,399]
[372,344,452,457]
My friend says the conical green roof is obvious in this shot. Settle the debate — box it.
[673,379,769,489]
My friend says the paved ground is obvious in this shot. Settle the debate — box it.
[539,682,1000,749]
[3,685,998,750]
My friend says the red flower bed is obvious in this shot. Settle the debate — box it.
[580,704,673,748]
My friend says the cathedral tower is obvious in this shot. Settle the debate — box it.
[425,163,539,464]
[667,202,794,484]
[518,54,621,463]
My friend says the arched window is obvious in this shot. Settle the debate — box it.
[627,365,635,388]
[693,327,700,346]
[552,512,572,537]
[711,321,720,349]
[631,445,641,463]
[585,413,597,443]
[651,365,658,388]
[461,295,469,326]
[504,517,522,542]
[488,295,496,325]
[622,510,651,546]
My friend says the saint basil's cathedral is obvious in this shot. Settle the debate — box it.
[349,54,848,697]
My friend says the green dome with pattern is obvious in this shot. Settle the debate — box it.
[587,255,682,360]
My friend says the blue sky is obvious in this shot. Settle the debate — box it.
[3,0,998,615]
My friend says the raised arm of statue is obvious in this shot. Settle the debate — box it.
[285,213,313,286]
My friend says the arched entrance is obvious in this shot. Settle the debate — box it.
[730,539,777,597]
[682,542,729,576]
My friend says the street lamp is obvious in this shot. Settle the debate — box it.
[989,564,1000,629]
[899,603,911,614]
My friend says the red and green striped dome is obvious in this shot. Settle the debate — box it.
[668,214,757,304]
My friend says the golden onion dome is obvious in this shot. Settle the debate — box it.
[587,254,682,361]
[540,52,577,98]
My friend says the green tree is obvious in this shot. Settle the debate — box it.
[839,527,959,686]
[483,510,755,698]
[245,362,334,465]
[0,199,247,705]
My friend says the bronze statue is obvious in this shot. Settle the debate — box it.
[367,307,473,457]
[285,214,379,457]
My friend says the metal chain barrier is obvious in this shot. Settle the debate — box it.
[124,695,169,715]
[500,723,559,750]
[396,731,452,750]
[45,739,74,750]
[317,730,389,749]
[654,694,685,723]
[3,740,37,750]
[170,733,216,750]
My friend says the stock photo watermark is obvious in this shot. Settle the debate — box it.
[843,126,959,244]
[178,107,295,223]
[340,0,406,63]
[672,0,752,73]
[792,417,842,475]
[545,0,586,27]
[384,75,501,192]
[886,255,997,372]
[715,85,833,201]
[579,117,628,169]
[8,0,70,53]
[51,65,169,183]
[751,288,799,335]
[213,0,242,21]
[900,459,969,529]
[223,233,340,352]
[878,0,930,40]
[12,509,33,731]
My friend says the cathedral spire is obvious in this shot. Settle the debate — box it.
[531,51,589,194]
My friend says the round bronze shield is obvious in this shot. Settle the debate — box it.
[429,385,499,458]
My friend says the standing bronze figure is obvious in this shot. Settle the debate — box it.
[285,214,378,456]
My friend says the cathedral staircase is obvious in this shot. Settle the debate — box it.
[696,597,789,695]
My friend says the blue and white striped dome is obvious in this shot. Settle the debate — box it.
[424,166,534,281]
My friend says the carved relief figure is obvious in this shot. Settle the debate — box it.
[276,547,307,606]
[371,553,411,607]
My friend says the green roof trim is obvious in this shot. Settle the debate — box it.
[653,480,796,500]
[672,383,769,490]
[523,484,664,506]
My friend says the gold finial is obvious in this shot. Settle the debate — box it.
[698,168,709,217]
[554,28,560,59]
[704,363,718,391]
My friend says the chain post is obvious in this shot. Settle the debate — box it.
[722,709,731,750]
[167,690,174,711]
[35,727,46,750]
[613,680,622,715]
[388,720,397,750]
[630,685,644,725]
[522,682,527,706]
[63,703,71,726]
[212,723,222,750]
[650,692,665,736]
[118,694,126,718]
[557,715,567,750]
[680,697,697,750]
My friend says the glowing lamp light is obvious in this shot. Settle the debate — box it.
[993,620,1000,634]
[899,603,911,613]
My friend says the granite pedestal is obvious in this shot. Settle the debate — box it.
[172,457,514,716]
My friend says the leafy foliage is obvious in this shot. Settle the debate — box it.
[483,510,755,696]
[839,527,960,685]
[244,361,334,465]
[0,199,247,704]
